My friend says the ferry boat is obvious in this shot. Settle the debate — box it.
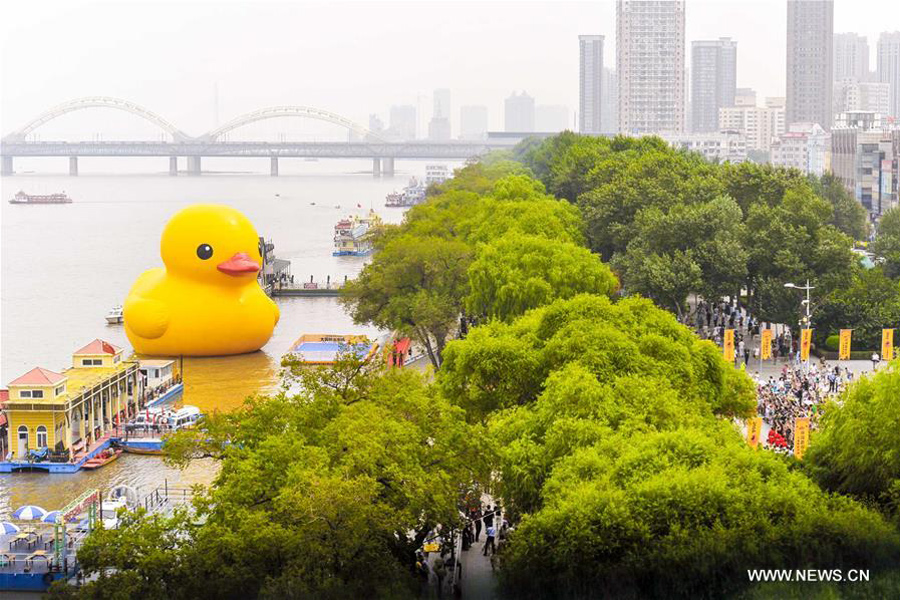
[105,305,124,324]
[117,405,203,455]
[385,177,427,207]
[9,190,73,204]
[333,210,382,256]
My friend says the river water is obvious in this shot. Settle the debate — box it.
[0,157,456,516]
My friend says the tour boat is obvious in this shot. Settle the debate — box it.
[385,177,426,207]
[9,190,73,204]
[81,448,122,470]
[105,305,124,324]
[332,210,382,256]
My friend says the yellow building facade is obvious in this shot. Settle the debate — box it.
[3,339,141,460]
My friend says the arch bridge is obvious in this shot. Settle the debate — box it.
[1,97,523,176]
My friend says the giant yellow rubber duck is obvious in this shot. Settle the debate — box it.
[124,204,279,356]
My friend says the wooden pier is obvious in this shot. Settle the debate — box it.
[270,275,352,298]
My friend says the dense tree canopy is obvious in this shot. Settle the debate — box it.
[872,206,900,279]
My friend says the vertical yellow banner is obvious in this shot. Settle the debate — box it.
[760,329,772,360]
[794,417,810,460]
[723,329,735,363]
[883,329,895,362]
[800,329,812,361]
[746,417,762,449]
[839,329,852,360]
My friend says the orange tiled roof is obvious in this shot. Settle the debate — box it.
[9,367,66,386]
[73,339,122,356]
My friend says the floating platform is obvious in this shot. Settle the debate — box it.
[287,334,377,365]
[0,438,113,474]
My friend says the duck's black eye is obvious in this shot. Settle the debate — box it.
[196,244,214,260]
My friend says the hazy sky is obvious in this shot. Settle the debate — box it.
[2,0,898,138]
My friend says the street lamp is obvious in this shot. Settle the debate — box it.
[784,279,815,370]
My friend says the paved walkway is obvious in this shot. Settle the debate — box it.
[458,536,500,599]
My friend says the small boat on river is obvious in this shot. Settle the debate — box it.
[105,305,124,324]
[81,448,122,470]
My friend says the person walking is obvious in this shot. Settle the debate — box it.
[472,507,482,542]
[482,524,496,557]
[871,352,880,371]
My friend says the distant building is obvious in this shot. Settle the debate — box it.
[691,38,737,133]
[786,0,833,129]
[536,105,569,132]
[459,105,489,140]
[719,96,785,152]
[834,79,891,115]
[601,68,618,134]
[834,33,870,81]
[771,122,829,175]
[617,0,686,135]
[877,32,900,118]
[664,131,747,163]
[505,91,535,132]
[429,89,452,140]
[832,113,900,215]
[735,88,757,107]
[388,105,416,141]
[579,34,604,134]
[368,114,384,133]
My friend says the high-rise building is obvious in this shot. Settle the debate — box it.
[834,79,891,115]
[459,105,489,140]
[388,105,417,140]
[536,105,569,132]
[877,31,900,118]
[833,33,870,81]
[429,89,452,140]
[691,38,737,133]
[832,118,900,215]
[786,0,833,129]
[719,97,785,153]
[601,68,619,134]
[505,91,535,132]
[579,35,604,134]
[617,0,686,135]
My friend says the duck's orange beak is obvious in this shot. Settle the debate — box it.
[217,252,260,276]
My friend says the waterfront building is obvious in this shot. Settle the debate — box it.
[834,33,870,81]
[617,0,685,135]
[505,91,535,132]
[459,105,488,140]
[388,105,417,140]
[579,34,604,134]
[536,105,569,132]
[877,31,900,118]
[601,67,618,134]
[770,122,829,175]
[786,0,833,129]
[719,96,786,153]
[832,113,900,216]
[664,131,747,163]
[3,339,141,463]
[691,38,737,133]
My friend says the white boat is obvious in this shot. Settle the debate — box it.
[105,305,123,324]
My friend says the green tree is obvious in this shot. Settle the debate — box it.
[466,232,618,322]
[809,171,869,240]
[872,206,900,279]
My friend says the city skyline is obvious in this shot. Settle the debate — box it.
[2,1,897,138]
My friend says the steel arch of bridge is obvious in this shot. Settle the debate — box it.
[205,106,386,142]
[5,96,190,142]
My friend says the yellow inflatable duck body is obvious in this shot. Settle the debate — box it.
[124,204,279,356]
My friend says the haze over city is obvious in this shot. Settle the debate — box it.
[2,0,897,137]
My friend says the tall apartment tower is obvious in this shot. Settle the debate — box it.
[617,0,686,135]
[833,33,870,81]
[579,35,604,134]
[691,38,737,133]
[878,31,900,118]
[786,0,833,130]
[505,91,535,132]
[600,68,619,135]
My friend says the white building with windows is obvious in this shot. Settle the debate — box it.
[770,122,829,175]
[664,131,747,163]
[718,97,786,153]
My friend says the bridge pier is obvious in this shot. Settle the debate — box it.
[69,156,79,176]
[187,156,201,176]
[169,156,178,176]
[372,158,381,177]
[270,157,279,177]
[1,156,12,176]
[382,157,395,177]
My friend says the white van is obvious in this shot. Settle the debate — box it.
[166,405,203,431]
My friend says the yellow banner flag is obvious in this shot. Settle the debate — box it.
[760,329,772,360]
[746,417,762,449]
[800,328,813,361]
[883,329,895,362]
[794,417,810,460]
[723,329,735,363]
[839,329,852,360]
